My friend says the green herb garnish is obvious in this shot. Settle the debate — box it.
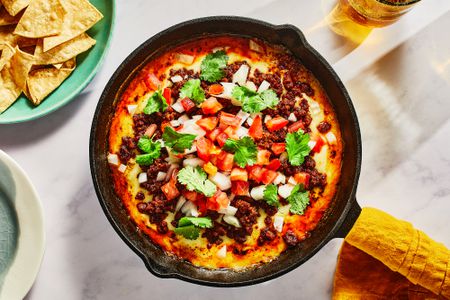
[223,136,258,168]
[285,129,311,166]
[177,166,217,197]
[173,225,200,240]
[143,90,168,115]
[263,184,280,207]
[231,86,279,113]
[200,50,228,82]
[287,184,310,215]
[162,127,196,154]
[179,79,205,104]
[178,217,213,228]
[135,136,161,165]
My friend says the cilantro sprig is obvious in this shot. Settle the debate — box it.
[143,90,168,115]
[223,137,258,168]
[135,136,161,165]
[200,50,228,82]
[285,129,311,166]
[232,86,279,113]
[162,127,196,154]
[179,79,206,104]
[177,166,217,197]
[173,225,200,240]
[287,184,310,215]
[174,216,213,240]
[263,184,280,207]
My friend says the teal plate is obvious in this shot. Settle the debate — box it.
[0,0,116,124]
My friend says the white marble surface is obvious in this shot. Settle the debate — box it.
[1,0,450,299]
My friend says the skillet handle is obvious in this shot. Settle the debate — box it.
[333,200,361,239]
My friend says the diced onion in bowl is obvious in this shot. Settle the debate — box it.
[288,113,297,122]
[245,81,257,92]
[218,82,236,100]
[273,173,286,185]
[138,173,148,183]
[217,245,227,258]
[107,153,119,166]
[209,172,231,191]
[170,75,183,83]
[257,80,270,93]
[183,157,204,167]
[278,184,295,199]
[250,185,266,200]
[223,215,241,228]
[171,100,185,113]
[127,104,137,115]
[176,53,194,64]
[326,132,337,144]
[273,216,284,233]
[249,40,263,53]
[218,205,238,216]
[118,164,127,173]
[175,196,187,212]
[232,64,249,86]
[156,171,167,181]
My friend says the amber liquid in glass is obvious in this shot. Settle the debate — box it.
[339,0,421,27]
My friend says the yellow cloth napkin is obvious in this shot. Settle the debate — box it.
[333,207,450,299]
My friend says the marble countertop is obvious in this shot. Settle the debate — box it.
[1,1,450,299]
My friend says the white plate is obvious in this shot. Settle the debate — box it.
[0,150,45,300]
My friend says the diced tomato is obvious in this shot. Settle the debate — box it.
[230,168,248,181]
[161,170,180,200]
[248,115,263,139]
[216,132,229,147]
[201,97,223,115]
[181,97,195,112]
[257,150,271,165]
[206,190,229,211]
[220,112,241,127]
[144,73,160,90]
[261,169,278,185]
[208,128,222,142]
[271,143,286,155]
[312,135,326,153]
[203,162,217,176]
[294,172,310,188]
[266,159,281,171]
[183,190,199,202]
[247,165,265,183]
[216,151,234,172]
[223,126,237,139]
[266,116,289,132]
[195,196,207,215]
[208,84,224,95]
[231,181,249,196]
[288,121,304,133]
[196,137,212,162]
[196,117,218,131]
[162,88,172,105]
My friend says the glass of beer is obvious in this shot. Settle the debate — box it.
[339,0,422,27]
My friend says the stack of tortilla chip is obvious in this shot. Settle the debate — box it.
[0,0,103,113]
[333,207,450,299]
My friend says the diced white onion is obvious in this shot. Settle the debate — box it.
[249,40,263,53]
[218,82,236,100]
[191,115,202,121]
[118,164,127,173]
[288,113,297,122]
[183,157,204,167]
[178,114,190,124]
[156,139,165,147]
[326,132,337,144]
[250,185,266,200]
[232,64,249,86]
[217,245,227,258]
[245,81,257,92]
[176,53,194,64]
[156,171,167,181]
[246,117,254,126]
[138,173,148,183]
[127,104,137,115]
[273,173,286,185]
[264,115,272,123]
[181,201,199,217]
[257,80,270,93]
[273,216,284,233]
[288,176,297,185]
[308,140,317,150]
[171,100,185,113]
[236,110,250,126]
[279,184,295,199]
[218,205,238,216]
[175,196,187,213]
[170,120,181,127]
[223,215,241,228]
[236,127,248,138]
[165,152,181,164]
[304,94,321,116]
[209,172,231,191]
[184,145,197,154]
[277,205,291,217]
[178,120,206,137]
[107,153,119,166]
[170,75,183,83]
[279,152,288,162]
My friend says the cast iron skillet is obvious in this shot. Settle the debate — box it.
[89,16,362,287]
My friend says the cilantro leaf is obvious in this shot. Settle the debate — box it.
[179,79,205,104]
[174,225,200,240]
[223,137,257,168]
[286,129,311,166]
[287,184,310,215]
[263,184,280,207]
[232,86,279,113]
[177,166,217,197]
[178,217,213,228]
[135,136,161,165]
[162,127,196,154]
[200,50,228,82]
[143,90,168,115]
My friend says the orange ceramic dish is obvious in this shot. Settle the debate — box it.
[107,36,342,269]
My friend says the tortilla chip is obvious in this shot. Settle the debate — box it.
[0,50,21,113]
[0,43,15,71]
[0,25,36,47]
[1,0,30,16]
[10,46,33,91]
[34,32,95,65]
[26,58,75,105]
[0,4,22,25]
[14,0,65,38]
[43,0,102,51]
